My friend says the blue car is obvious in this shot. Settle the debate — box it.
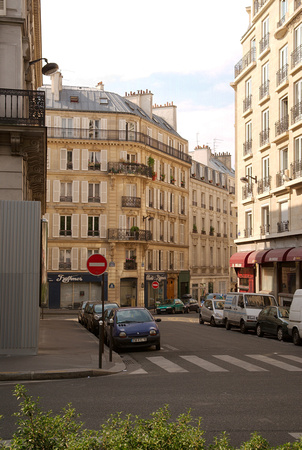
[105,307,161,351]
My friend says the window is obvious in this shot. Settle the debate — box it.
[244,78,252,111]
[278,95,288,132]
[293,80,302,124]
[62,118,73,138]
[278,45,288,85]
[261,109,269,146]
[88,151,100,170]
[88,183,100,203]
[260,62,269,99]
[60,182,72,202]
[192,190,197,206]
[88,216,99,237]
[280,0,288,20]
[245,211,253,237]
[293,24,302,68]
[260,16,269,53]
[261,156,270,192]
[201,193,205,208]
[59,249,71,270]
[209,195,213,211]
[261,206,270,234]
[88,249,99,258]
[170,222,174,243]
[244,121,252,155]
[67,150,73,169]
[278,201,289,232]
[60,216,71,236]
[179,252,184,270]
[280,147,288,172]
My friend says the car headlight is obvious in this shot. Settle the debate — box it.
[149,328,157,336]
[94,314,101,320]
[119,331,127,338]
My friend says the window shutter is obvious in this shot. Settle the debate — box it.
[119,119,126,140]
[81,181,88,203]
[167,221,170,242]
[81,214,88,238]
[80,248,87,270]
[54,116,61,134]
[74,117,81,138]
[164,191,167,210]
[137,153,141,163]
[82,118,89,138]
[47,147,51,169]
[0,0,6,15]
[120,150,127,161]
[53,213,60,237]
[171,194,175,213]
[174,222,177,243]
[45,115,51,127]
[100,215,107,238]
[82,149,88,170]
[119,215,126,229]
[71,248,78,270]
[152,250,156,270]
[99,247,106,257]
[164,220,167,242]
[53,180,60,202]
[101,181,107,203]
[101,150,107,171]
[160,250,164,270]
[146,187,149,207]
[180,224,184,244]
[72,214,79,238]
[174,251,177,270]
[72,181,79,203]
[60,148,67,170]
[164,163,168,181]
[52,247,59,270]
[157,189,160,209]
[178,168,181,187]
[46,180,50,202]
[101,119,107,139]
[73,149,80,170]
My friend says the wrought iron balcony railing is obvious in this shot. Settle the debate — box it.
[108,228,152,241]
[276,64,288,86]
[234,47,256,78]
[59,262,71,270]
[122,196,141,208]
[291,44,302,69]
[291,159,302,179]
[291,101,302,125]
[260,224,270,234]
[47,128,192,164]
[260,129,270,146]
[108,161,152,178]
[0,88,45,126]
[277,221,289,232]
[276,171,285,187]
[259,80,269,100]
[259,33,270,53]
[124,260,137,270]
[243,140,252,156]
[275,115,289,136]
[242,184,254,200]
[295,0,302,9]
[243,95,252,112]
[244,228,253,237]
[257,176,271,194]
[254,0,269,15]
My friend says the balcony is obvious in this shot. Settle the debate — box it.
[295,0,302,9]
[122,196,141,208]
[47,128,192,164]
[276,171,286,187]
[260,224,270,234]
[259,33,270,54]
[243,140,252,157]
[88,162,100,171]
[242,184,254,200]
[243,95,252,113]
[59,262,71,270]
[259,80,270,100]
[88,196,100,203]
[0,88,45,126]
[291,159,302,179]
[108,162,152,177]
[275,115,289,136]
[257,176,271,194]
[276,64,288,87]
[291,45,302,69]
[60,196,72,202]
[108,228,152,241]
[291,101,302,125]
[254,0,269,15]
[277,221,289,232]
[234,48,256,78]
[244,228,253,238]
[124,259,137,270]
[260,129,270,147]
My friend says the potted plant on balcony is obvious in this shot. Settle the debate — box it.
[210,226,215,235]
[130,225,139,239]
[170,175,175,184]
[147,156,155,167]
[193,224,197,233]
[152,171,157,181]
[160,173,165,181]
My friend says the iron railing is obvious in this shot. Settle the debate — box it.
[260,224,270,234]
[259,80,269,100]
[295,0,302,9]
[47,127,192,164]
[122,196,141,208]
[260,129,270,146]
[291,159,302,178]
[234,48,256,78]
[124,260,137,270]
[291,44,302,69]
[0,88,45,126]
[277,221,289,232]
[243,140,252,156]
[254,0,269,15]
[259,33,270,53]
[242,184,254,200]
[108,161,152,177]
[276,171,285,187]
[243,95,252,112]
[257,176,271,194]
[275,115,289,136]
[276,64,288,86]
[108,228,152,241]
[291,101,302,124]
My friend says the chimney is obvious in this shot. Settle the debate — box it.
[50,71,63,101]
[96,81,104,91]
[123,90,153,118]
[152,102,177,131]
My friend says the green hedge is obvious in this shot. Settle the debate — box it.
[0,385,301,449]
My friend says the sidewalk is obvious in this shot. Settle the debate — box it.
[0,311,125,381]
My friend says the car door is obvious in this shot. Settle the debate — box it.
[203,300,211,322]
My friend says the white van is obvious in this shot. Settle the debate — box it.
[288,289,302,345]
[223,292,277,334]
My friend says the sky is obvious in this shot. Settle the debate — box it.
[41,0,252,165]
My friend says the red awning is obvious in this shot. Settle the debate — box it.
[248,249,271,264]
[229,251,253,268]
[286,247,302,262]
[263,248,292,263]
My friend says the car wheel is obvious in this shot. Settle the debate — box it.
[277,327,284,341]
[293,328,302,346]
[155,342,161,351]
[225,319,231,330]
[210,316,216,327]
[256,323,263,337]
[240,320,247,334]
[199,316,204,324]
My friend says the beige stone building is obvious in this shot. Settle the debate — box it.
[231,0,302,304]
[189,146,237,300]
[43,76,191,309]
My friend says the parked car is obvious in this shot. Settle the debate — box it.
[156,299,184,314]
[78,300,88,325]
[105,307,161,351]
[256,305,290,341]
[184,299,199,313]
[87,302,119,335]
[199,298,225,326]
[205,293,224,300]
[82,301,97,328]
[288,289,302,345]
[223,292,277,334]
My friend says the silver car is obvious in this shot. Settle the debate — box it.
[199,299,225,326]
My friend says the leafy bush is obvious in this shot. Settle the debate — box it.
[1,385,302,449]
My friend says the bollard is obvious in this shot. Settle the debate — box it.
[99,320,103,369]
[109,318,113,362]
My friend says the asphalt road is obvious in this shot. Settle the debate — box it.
[1,314,302,447]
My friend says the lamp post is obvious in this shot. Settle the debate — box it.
[240,175,257,184]
[29,58,59,76]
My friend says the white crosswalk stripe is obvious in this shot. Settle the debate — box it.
[247,355,302,371]
[214,355,268,372]
[146,356,188,373]
[180,355,228,372]
[280,355,302,364]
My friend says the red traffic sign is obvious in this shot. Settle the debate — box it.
[87,254,107,276]
[152,281,159,289]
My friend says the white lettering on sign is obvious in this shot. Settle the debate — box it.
[56,274,83,283]
[89,262,105,267]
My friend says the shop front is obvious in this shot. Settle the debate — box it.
[47,272,108,309]
[144,273,167,310]
[229,251,255,292]
[120,278,137,307]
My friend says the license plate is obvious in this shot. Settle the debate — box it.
[131,337,147,343]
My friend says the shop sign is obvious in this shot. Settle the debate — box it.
[145,273,167,282]
[56,274,83,283]
[109,283,115,288]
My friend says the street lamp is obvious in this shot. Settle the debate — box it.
[29,57,59,76]
[240,174,257,183]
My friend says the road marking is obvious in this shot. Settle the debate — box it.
[129,368,148,375]
[280,355,302,364]
[289,433,302,440]
[247,355,302,371]
[214,355,268,372]
[180,355,228,372]
[163,344,179,351]
[146,356,188,373]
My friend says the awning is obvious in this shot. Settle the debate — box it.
[248,249,271,264]
[229,251,253,268]
[263,248,292,263]
[286,247,302,262]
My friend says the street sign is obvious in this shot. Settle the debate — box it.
[152,281,159,289]
[87,254,107,276]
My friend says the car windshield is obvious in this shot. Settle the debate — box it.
[279,307,289,318]
[94,305,103,313]
[245,295,275,308]
[116,309,153,323]
[214,301,225,310]
[160,299,174,305]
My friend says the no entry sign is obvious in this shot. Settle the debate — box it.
[87,254,107,276]
[152,281,159,289]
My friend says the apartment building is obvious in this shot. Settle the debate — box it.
[43,75,191,309]
[231,0,302,304]
[189,146,237,300]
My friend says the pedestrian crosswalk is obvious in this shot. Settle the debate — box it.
[126,351,302,375]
